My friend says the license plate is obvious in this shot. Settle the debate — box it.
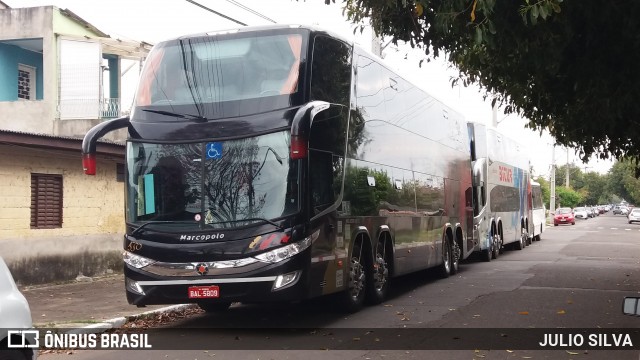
[188,285,220,299]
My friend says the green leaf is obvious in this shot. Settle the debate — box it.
[531,4,539,19]
[530,9,538,25]
[539,5,548,19]
[475,27,483,44]
[487,20,496,34]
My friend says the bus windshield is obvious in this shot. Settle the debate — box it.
[125,130,299,230]
[134,32,304,120]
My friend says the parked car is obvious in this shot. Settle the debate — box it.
[573,207,589,219]
[0,257,37,359]
[554,207,576,226]
[613,205,629,215]
[628,208,640,224]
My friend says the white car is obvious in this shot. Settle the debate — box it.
[629,209,640,224]
[0,257,37,359]
[573,207,589,219]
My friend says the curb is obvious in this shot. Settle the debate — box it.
[65,304,196,334]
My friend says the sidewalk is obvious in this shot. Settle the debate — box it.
[20,274,171,328]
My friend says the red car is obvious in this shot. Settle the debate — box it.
[554,207,575,226]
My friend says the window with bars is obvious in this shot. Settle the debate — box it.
[18,64,36,100]
[30,174,63,229]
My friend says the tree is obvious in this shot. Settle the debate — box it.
[580,172,610,205]
[336,0,640,171]
[555,186,582,209]
[535,176,551,209]
[608,160,640,205]
[554,164,584,190]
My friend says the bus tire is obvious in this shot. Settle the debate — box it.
[481,234,492,262]
[498,226,505,254]
[451,239,460,275]
[492,232,500,259]
[198,301,232,313]
[481,247,491,262]
[366,235,390,305]
[515,228,526,250]
[340,237,367,312]
[438,237,452,278]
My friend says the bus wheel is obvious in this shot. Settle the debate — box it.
[439,238,452,278]
[515,229,526,250]
[481,237,492,262]
[198,301,232,313]
[341,239,367,312]
[491,233,500,259]
[367,237,390,304]
[451,240,460,274]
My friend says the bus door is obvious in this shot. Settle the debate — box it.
[306,108,348,298]
[471,159,488,248]
[464,186,475,253]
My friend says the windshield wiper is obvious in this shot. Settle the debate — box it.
[244,217,284,230]
[206,217,284,230]
[129,220,194,238]
[141,109,208,122]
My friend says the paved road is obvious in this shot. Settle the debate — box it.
[43,213,640,359]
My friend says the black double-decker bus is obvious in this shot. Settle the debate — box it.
[82,25,474,312]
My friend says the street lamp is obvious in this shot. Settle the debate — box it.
[549,144,556,222]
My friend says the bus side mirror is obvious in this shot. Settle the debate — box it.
[623,297,640,316]
[82,116,130,175]
[290,101,344,160]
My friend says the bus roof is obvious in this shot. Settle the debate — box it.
[163,24,351,46]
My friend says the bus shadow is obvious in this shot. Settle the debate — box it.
[172,266,466,329]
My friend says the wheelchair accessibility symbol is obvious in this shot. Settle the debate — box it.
[206,142,222,159]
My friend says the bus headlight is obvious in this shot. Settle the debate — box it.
[273,271,301,291]
[254,237,312,264]
[123,251,156,269]
[125,277,145,295]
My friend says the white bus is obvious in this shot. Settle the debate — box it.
[468,123,532,261]
[529,180,546,241]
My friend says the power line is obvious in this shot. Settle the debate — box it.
[223,0,277,24]
[185,0,247,26]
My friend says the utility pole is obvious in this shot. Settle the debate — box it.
[492,104,498,127]
[565,147,570,187]
[549,144,556,220]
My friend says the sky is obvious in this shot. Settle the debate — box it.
[7,0,615,177]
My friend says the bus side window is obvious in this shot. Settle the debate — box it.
[309,111,347,215]
[310,35,352,106]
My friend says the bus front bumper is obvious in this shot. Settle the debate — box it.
[124,256,309,306]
